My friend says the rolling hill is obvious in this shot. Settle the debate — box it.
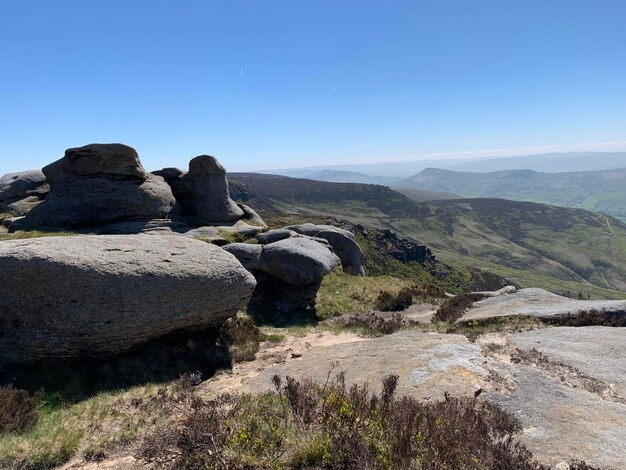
[230,173,626,299]
[395,167,626,221]
[305,169,401,186]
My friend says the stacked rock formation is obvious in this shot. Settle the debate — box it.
[0,170,48,217]
[224,237,341,313]
[283,223,366,275]
[2,144,267,235]
[155,156,244,224]
[12,144,176,230]
[0,235,256,363]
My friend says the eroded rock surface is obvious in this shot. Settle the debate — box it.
[157,156,244,225]
[232,327,626,469]
[285,223,366,275]
[0,170,49,216]
[460,288,626,323]
[12,144,176,230]
[0,235,256,363]
[224,238,341,312]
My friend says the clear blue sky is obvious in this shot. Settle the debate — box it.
[1,0,626,175]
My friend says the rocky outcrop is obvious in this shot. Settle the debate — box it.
[2,144,266,234]
[12,144,176,230]
[224,238,341,313]
[284,224,366,276]
[155,156,244,225]
[0,235,256,363]
[459,288,626,323]
[0,170,49,216]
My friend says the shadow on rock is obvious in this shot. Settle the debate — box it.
[0,328,232,404]
[246,300,319,328]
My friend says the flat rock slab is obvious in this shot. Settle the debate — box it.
[235,328,626,468]
[507,326,626,398]
[460,288,626,322]
[488,355,626,469]
[240,331,488,401]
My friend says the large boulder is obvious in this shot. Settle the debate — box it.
[0,235,256,363]
[0,170,49,216]
[157,156,245,225]
[224,238,341,313]
[12,144,176,230]
[284,224,366,276]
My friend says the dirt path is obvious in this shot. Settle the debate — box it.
[603,214,615,234]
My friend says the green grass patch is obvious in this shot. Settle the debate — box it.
[0,384,165,469]
[315,269,414,319]
[0,230,78,241]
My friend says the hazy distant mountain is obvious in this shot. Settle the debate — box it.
[447,152,626,173]
[262,152,626,178]
[306,169,401,186]
[395,167,626,221]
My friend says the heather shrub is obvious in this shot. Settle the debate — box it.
[139,371,555,469]
[0,385,40,435]
[330,311,407,336]
[434,292,487,323]
[219,314,262,363]
[375,287,414,311]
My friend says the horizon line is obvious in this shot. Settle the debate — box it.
[236,139,626,172]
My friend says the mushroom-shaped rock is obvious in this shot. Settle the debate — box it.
[0,235,256,363]
[166,156,245,225]
[0,170,49,216]
[12,144,176,230]
[224,238,341,313]
[260,238,341,285]
[284,224,366,276]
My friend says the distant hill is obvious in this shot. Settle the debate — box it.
[230,173,626,299]
[393,187,461,202]
[306,169,458,201]
[394,167,626,221]
[306,169,401,186]
[262,151,626,178]
[447,151,626,173]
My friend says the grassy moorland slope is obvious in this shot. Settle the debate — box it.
[395,167,626,221]
[230,173,626,299]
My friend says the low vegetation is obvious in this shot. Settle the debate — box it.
[316,269,448,320]
[0,383,169,470]
[219,315,263,363]
[0,229,78,241]
[140,372,554,470]
[433,292,488,323]
[315,269,414,319]
[374,287,414,312]
[545,308,626,327]
[0,385,41,435]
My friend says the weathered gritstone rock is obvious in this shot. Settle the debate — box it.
[506,326,626,399]
[284,223,366,276]
[224,237,341,312]
[233,328,626,469]
[0,170,49,216]
[459,287,626,323]
[158,156,245,225]
[239,330,488,400]
[488,328,626,469]
[12,144,176,230]
[0,235,256,363]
